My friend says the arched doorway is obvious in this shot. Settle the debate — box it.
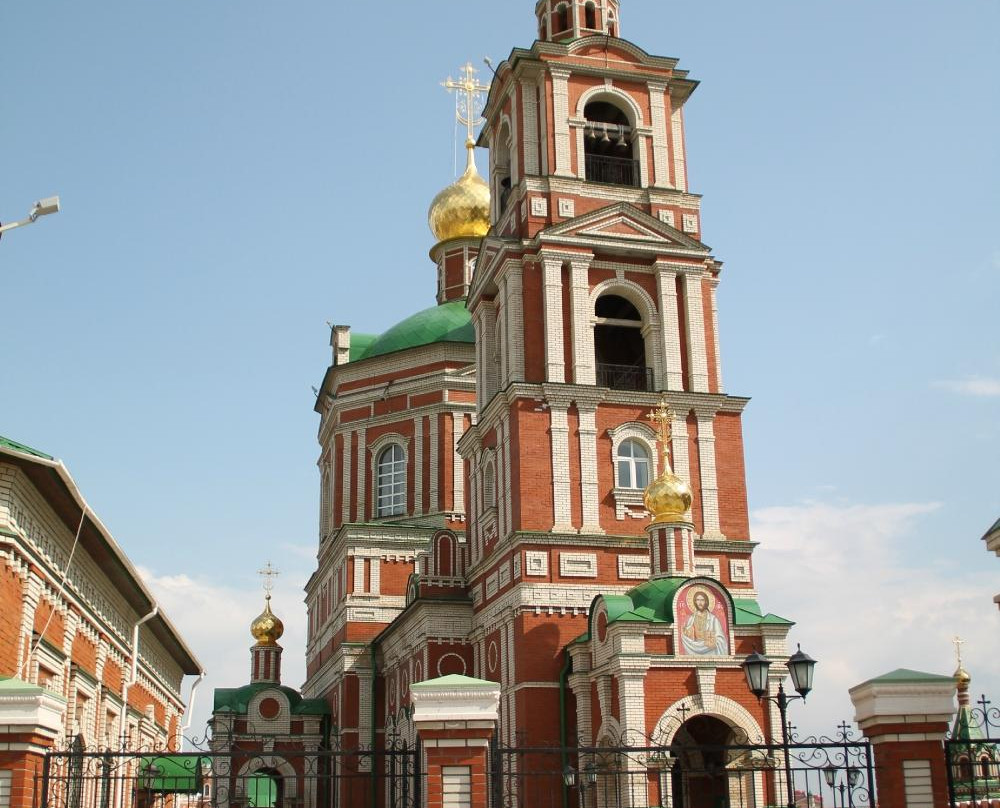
[246,769,282,808]
[670,716,736,808]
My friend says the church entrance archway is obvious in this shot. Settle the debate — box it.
[670,715,737,808]
[245,769,282,808]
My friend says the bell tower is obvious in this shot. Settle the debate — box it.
[458,0,773,748]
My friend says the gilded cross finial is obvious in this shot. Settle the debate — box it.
[442,62,491,145]
[954,635,966,668]
[647,397,675,468]
[258,562,279,601]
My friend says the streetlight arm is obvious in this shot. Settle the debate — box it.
[0,217,33,236]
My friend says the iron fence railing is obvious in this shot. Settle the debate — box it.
[584,154,640,187]
[596,363,654,392]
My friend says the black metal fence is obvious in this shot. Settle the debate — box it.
[945,694,1000,807]
[490,733,874,808]
[39,742,421,808]
[596,363,654,392]
[584,154,640,188]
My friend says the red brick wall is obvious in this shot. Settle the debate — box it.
[715,412,750,539]
[702,278,719,394]
[522,264,545,382]
[32,601,64,649]
[511,402,553,531]
[0,560,24,675]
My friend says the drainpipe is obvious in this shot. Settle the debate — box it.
[120,605,159,746]
[181,671,207,739]
[559,650,573,808]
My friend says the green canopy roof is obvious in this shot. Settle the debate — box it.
[861,668,954,685]
[358,300,474,360]
[596,577,793,631]
[213,683,329,716]
[0,435,53,460]
[139,756,208,794]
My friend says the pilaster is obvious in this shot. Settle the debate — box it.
[542,257,567,383]
[654,262,685,391]
[569,256,596,385]
[682,271,710,393]
[551,67,573,177]
[577,404,603,535]
[548,401,574,533]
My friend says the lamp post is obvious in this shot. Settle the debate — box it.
[824,765,861,808]
[0,196,60,240]
[742,644,817,808]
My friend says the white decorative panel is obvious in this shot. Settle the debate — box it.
[618,555,651,580]
[497,561,511,589]
[658,210,675,227]
[485,571,500,599]
[531,197,549,217]
[558,198,575,218]
[682,213,699,233]
[559,552,598,578]
[694,559,720,580]
[729,559,751,583]
[443,767,472,808]
[525,550,548,577]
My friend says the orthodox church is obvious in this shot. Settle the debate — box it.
[297,0,795,758]
[214,0,798,781]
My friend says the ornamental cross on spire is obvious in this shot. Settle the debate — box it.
[258,562,279,600]
[442,62,491,144]
[954,635,966,668]
[647,397,675,469]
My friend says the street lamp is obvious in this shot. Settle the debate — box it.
[824,765,861,808]
[0,196,61,240]
[742,644,818,808]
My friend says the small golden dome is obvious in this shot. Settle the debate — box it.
[250,597,284,646]
[644,469,693,525]
[955,665,972,688]
[428,140,490,243]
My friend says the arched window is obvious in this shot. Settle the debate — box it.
[483,461,497,509]
[958,756,972,781]
[594,294,650,390]
[583,100,636,186]
[493,123,512,217]
[607,11,617,37]
[616,439,650,489]
[540,19,548,40]
[555,3,570,33]
[980,757,992,778]
[376,444,406,517]
[585,2,597,29]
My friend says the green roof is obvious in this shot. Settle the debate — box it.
[359,300,474,360]
[0,676,46,695]
[139,756,208,794]
[349,333,377,362]
[213,683,330,716]
[596,578,793,630]
[411,674,498,691]
[861,668,954,685]
[0,435,53,460]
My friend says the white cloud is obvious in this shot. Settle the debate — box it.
[752,500,1000,738]
[934,376,1000,397]
[138,567,310,742]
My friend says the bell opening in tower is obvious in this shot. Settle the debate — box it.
[584,1,597,31]
[594,294,652,391]
[583,101,638,187]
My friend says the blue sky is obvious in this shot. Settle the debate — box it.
[3,0,998,738]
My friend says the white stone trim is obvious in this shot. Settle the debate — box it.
[413,418,424,514]
[682,272,710,393]
[559,552,598,578]
[617,555,650,580]
[574,83,645,128]
[542,257,567,382]
[670,107,687,193]
[429,416,440,512]
[524,551,549,577]
[551,67,573,177]
[549,404,573,532]
[693,558,720,580]
[452,413,466,514]
[695,411,724,539]
[341,433,353,524]
[569,256,595,386]
[729,559,751,583]
[522,78,540,176]
[577,405,603,534]
[648,81,670,188]
[655,262,685,391]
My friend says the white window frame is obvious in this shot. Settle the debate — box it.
[375,443,406,518]
[368,434,410,520]
[608,422,659,520]
[616,438,651,489]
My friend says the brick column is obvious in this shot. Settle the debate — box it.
[849,669,956,808]
[0,677,66,808]
[412,675,500,808]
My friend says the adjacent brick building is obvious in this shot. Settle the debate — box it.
[0,435,202,805]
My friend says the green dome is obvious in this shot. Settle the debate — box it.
[361,300,474,360]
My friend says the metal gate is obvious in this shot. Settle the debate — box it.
[490,730,874,808]
[945,694,1000,807]
[40,742,421,808]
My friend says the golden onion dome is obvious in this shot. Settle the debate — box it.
[428,140,490,243]
[954,665,972,689]
[644,467,694,525]
[250,596,284,646]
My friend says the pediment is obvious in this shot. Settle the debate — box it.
[540,203,709,252]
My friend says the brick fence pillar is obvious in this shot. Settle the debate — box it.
[411,675,500,808]
[0,677,66,808]
[849,669,956,808]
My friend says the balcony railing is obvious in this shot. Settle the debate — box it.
[596,363,654,392]
[585,153,640,187]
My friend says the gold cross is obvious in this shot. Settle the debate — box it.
[954,635,966,668]
[258,562,280,598]
[647,397,675,471]
[442,62,491,143]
